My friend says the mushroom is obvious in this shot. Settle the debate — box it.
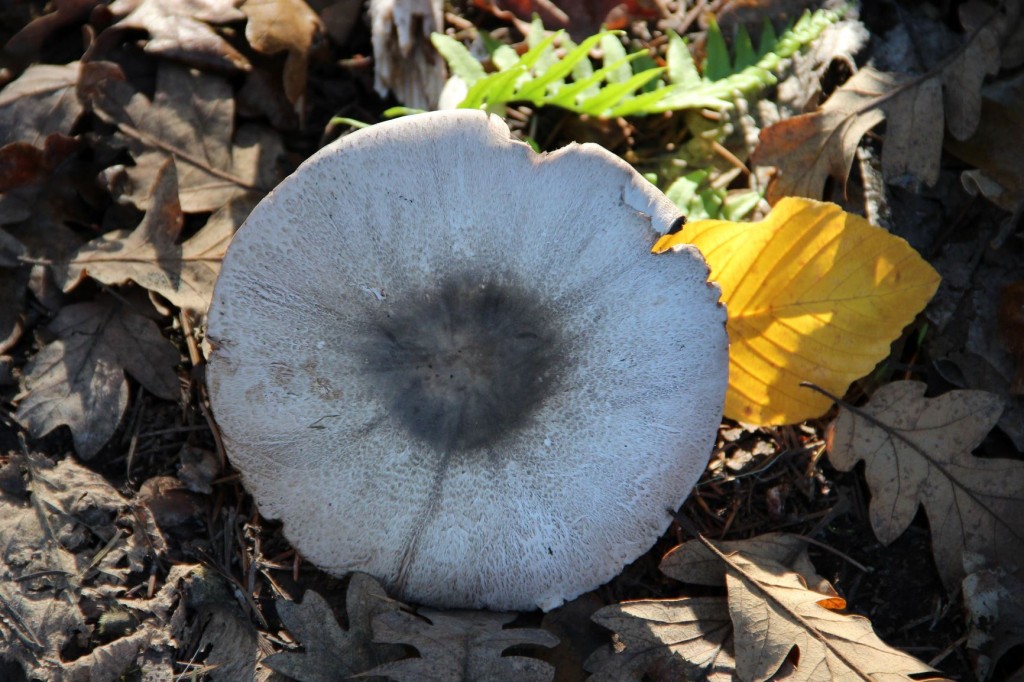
[206,110,728,612]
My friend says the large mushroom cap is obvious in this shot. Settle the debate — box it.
[207,111,728,612]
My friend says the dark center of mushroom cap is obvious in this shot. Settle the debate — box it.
[364,275,565,453]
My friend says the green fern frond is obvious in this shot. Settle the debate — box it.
[431,8,841,118]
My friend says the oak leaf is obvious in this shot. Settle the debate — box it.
[15,295,180,458]
[588,534,937,681]
[753,0,1012,201]
[264,577,404,681]
[107,0,251,72]
[654,197,940,425]
[365,609,560,681]
[827,380,1024,593]
[58,159,254,313]
[241,0,325,105]
[723,553,938,681]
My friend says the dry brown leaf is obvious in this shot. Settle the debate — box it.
[365,609,560,681]
[945,74,1024,219]
[264,576,405,681]
[827,380,1024,593]
[58,159,254,313]
[15,295,180,458]
[241,0,325,105]
[0,62,83,148]
[3,0,99,60]
[963,554,1024,681]
[585,596,735,681]
[179,567,264,681]
[753,0,1013,201]
[723,553,939,681]
[0,451,171,680]
[78,61,280,213]
[61,564,193,682]
[661,532,828,592]
[107,0,251,72]
[589,534,935,681]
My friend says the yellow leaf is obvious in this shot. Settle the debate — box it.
[654,197,940,424]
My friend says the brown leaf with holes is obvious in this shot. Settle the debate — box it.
[264,577,405,681]
[0,62,84,148]
[78,61,280,213]
[15,295,180,458]
[241,0,325,105]
[365,609,560,681]
[828,380,1023,593]
[107,0,251,72]
[753,0,1014,201]
[58,159,255,313]
[0,450,169,679]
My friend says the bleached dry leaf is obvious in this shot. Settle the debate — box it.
[0,62,84,147]
[828,381,1023,593]
[369,0,446,109]
[0,452,172,680]
[660,532,827,592]
[585,597,735,681]
[15,295,180,458]
[242,0,325,105]
[59,159,254,313]
[589,534,933,681]
[724,553,938,681]
[754,0,1013,200]
[265,576,404,681]
[365,609,560,681]
[78,61,280,213]
[180,567,263,681]
[107,0,251,72]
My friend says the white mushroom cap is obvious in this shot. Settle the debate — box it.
[207,111,728,612]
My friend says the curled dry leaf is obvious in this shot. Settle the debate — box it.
[58,158,255,314]
[0,62,84,147]
[15,295,180,458]
[654,197,941,425]
[364,609,560,681]
[264,576,404,681]
[827,380,1024,593]
[107,0,251,72]
[241,0,325,106]
[753,0,1014,201]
